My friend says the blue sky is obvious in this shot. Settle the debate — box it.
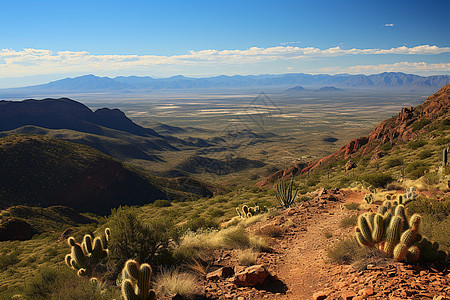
[1,0,449,88]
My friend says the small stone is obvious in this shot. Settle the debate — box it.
[358,287,374,297]
[312,291,329,300]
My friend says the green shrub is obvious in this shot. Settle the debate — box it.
[153,200,171,207]
[408,140,427,150]
[182,217,218,232]
[418,150,433,160]
[412,118,431,131]
[361,173,394,188]
[106,207,176,277]
[386,158,403,168]
[0,251,19,270]
[380,142,392,151]
[341,215,357,227]
[406,162,429,179]
[23,267,120,300]
[344,203,360,210]
[434,136,450,146]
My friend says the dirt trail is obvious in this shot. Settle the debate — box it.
[267,190,363,299]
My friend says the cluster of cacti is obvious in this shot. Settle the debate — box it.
[121,259,156,300]
[276,177,298,208]
[383,188,417,207]
[65,228,110,277]
[355,202,448,263]
[363,193,373,204]
[236,204,267,218]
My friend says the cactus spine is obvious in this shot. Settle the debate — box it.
[121,259,156,300]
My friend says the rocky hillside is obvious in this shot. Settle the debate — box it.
[258,83,450,186]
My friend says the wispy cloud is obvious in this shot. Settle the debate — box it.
[384,23,395,27]
[0,45,449,78]
[315,61,450,74]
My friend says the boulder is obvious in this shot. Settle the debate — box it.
[206,267,234,281]
[233,265,270,287]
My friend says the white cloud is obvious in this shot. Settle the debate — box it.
[0,45,449,78]
[315,61,450,74]
[384,24,394,27]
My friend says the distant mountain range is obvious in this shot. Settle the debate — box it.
[4,72,449,92]
[284,85,343,93]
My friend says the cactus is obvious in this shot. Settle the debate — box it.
[355,201,448,263]
[403,187,418,205]
[121,259,156,300]
[443,147,448,167]
[64,228,110,277]
[276,177,298,208]
[363,193,373,204]
[384,216,403,256]
[236,204,265,218]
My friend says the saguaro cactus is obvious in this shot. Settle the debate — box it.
[121,259,156,300]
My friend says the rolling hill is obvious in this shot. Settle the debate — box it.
[0,135,171,214]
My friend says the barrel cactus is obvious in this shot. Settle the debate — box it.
[354,201,448,263]
[121,259,156,300]
[64,228,110,277]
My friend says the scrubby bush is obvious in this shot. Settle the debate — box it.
[237,249,258,266]
[380,142,392,151]
[361,173,394,188]
[155,268,198,298]
[418,150,433,160]
[23,267,120,300]
[386,158,403,168]
[406,162,429,179]
[408,140,427,150]
[341,215,357,227]
[106,207,176,277]
[152,200,171,207]
[412,118,431,131]
[0,251,20,270]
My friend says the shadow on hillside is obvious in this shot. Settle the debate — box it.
[256,275,288,294]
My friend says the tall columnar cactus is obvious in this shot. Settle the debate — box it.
[121,259,156,300]
[276,177,298,208]
[354,201,448,263]
[65,228,110,277]
[443,147,448,167]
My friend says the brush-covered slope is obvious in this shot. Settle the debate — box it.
[0,135,169,214]
[258,83,450,185]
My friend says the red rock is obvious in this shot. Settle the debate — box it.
[341,290,357,300]
[233,265,270,287]
[206,267,234,281]
[358,287,374,297]
[312,291,330,300]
